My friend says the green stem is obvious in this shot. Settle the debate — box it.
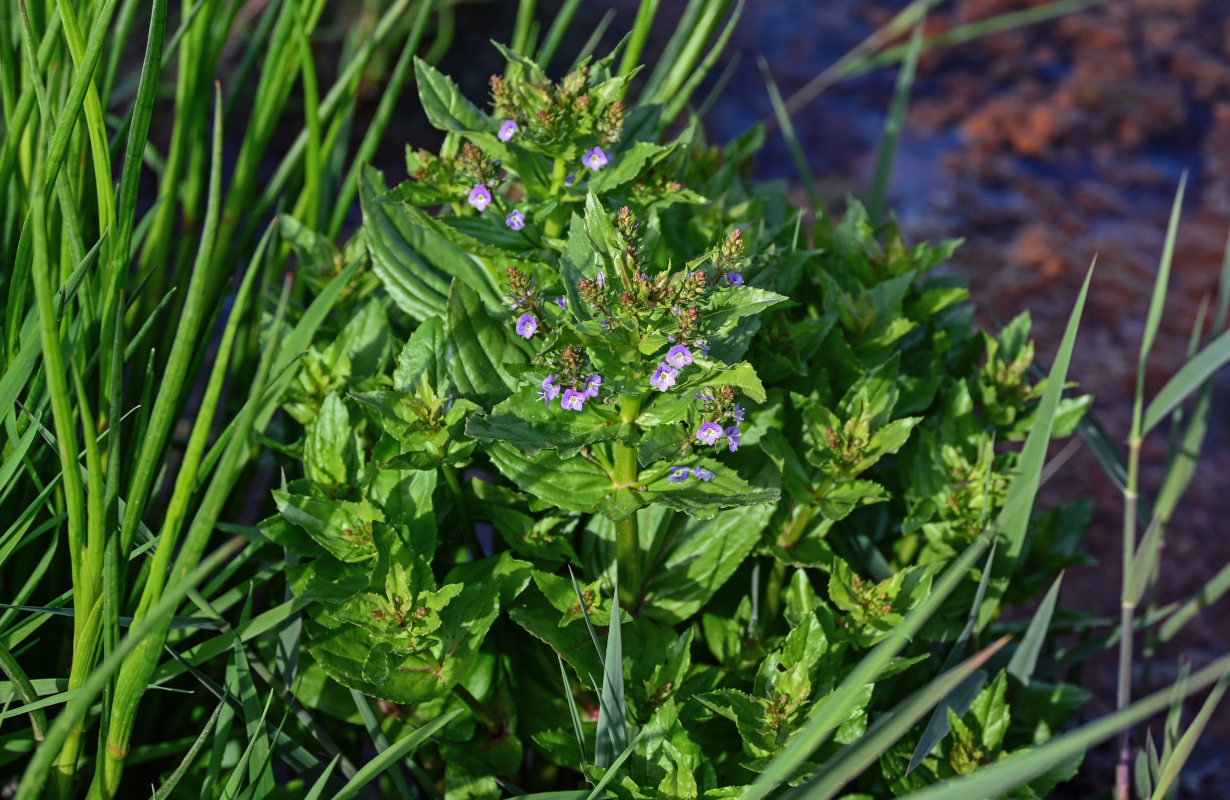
[765,559,786,624]
[618,0,660,87]
[1116,433,1142,800]
[543,156,568,239]
[614,394,643,610]
[777,503,817,550]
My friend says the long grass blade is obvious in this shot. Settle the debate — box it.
[792,638,1010,800]
[895,654,1230,800]
[331,709,462,800]
[868,15,924,228]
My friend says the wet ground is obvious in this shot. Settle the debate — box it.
[357,0,1230,793]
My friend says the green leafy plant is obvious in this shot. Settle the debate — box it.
[253,27,1144,797]
[6,0,1230,797]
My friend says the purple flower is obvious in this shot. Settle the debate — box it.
[583,375,602,398]
[601,320,611,328]
[667,466,689,483]
[649,362,679,391]
[560,389,586,411]
[538,374,560,406]
[506,209,525,230]
[725,426,741,452]
[695,422,723,446]
[732,403,745,424]
[515,313,537,339]
[665,344,693,369]
[582,147,609,171]
[596,271,606,286]
[564,174,575,188]
[468,184,492,212]
[693,466,715,482]
[498,120,518,142]
[695,339,711,356]
[728,273,744,287]
[556,296,567,308]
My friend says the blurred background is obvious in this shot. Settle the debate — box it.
[286,0,1230,792]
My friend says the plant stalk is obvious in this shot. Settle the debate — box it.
[614,394,643,610]
[543,156,569,238]
[1116,433,1142,800]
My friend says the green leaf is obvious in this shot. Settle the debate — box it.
[303,392,360,494]
[393,316,450,394]
[699,286,789,334]
[487,444,615,515]
[675,361,768,404]
[444,280,522,408]
[641,502,774,624]
[465,385,635,457]
[361,167,449,320]
[969,670,1010,753]
[587,140,679,194]
[646,459,780,520]
[333,709,462,800]
[273,490,382,564]
[414,57,491,133]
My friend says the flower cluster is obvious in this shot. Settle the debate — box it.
[691,387,743,452]
[535,347,602,412]
[489,64,622,152]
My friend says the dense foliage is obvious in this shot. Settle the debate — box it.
[6,1,1229,798]
[261,44,1099,796]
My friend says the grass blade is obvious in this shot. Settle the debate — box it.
[758,54,819,210]
[1142,328,1230,435]
[331,709,462,800]
[1148,670,1230,800]
[792,638,1010,800]
[978,262,1094,629]
[15,538,247,800]
[1006,573,1063,685]
[868,15,924,228]
[895,654,1230,800]
[594,569,627,768]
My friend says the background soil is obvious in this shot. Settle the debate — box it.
[364,0,1230,794]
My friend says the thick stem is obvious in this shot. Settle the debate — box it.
[777,503,816,551]
[543,156,569,239]
[765,559,786,624]
[614,395,643,610]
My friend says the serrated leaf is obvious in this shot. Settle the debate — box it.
[641,502,774,624]
[444,281,522,408]
[414,57,491,132]
[465,385,634,457]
